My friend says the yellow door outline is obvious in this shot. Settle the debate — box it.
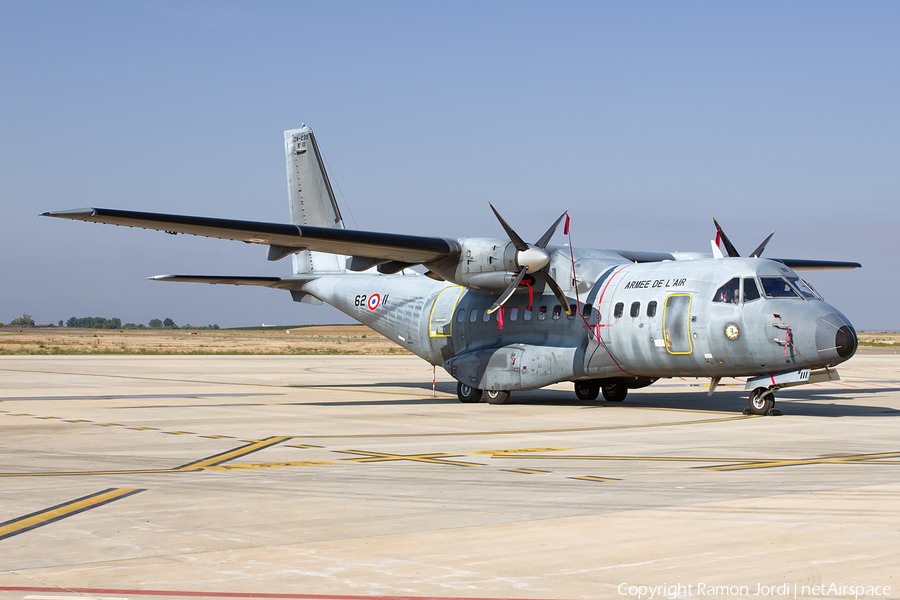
[429,286,464,338]
[662,293,693,355]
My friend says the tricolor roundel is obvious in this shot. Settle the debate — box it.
[367,293,381,311]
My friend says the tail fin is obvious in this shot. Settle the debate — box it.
[283,125,346,274]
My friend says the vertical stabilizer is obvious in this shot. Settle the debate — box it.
[283,125,346,274]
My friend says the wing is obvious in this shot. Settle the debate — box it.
[42,208,460,264]
[772,259,861,271]
[148,275,308,289]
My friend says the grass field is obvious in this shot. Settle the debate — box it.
[0,325,412,355]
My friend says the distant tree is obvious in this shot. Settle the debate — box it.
[124,323,138,329]
[163,317,176,328]
[10,313,35,327]
[58,320,64,327]
[149,318,163,328]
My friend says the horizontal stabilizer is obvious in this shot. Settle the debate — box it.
[43,208,459,265]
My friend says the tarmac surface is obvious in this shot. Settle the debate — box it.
[1,353,899,599]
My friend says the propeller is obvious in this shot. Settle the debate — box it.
[712,218,775,259]
[486,203,572,315]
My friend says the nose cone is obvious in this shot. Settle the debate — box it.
[815,312,858,364]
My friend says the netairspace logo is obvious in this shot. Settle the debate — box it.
[617,582,893,599]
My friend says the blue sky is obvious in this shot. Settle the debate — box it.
[1,1,897,329]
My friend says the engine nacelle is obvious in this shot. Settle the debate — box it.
[425,237,518,290]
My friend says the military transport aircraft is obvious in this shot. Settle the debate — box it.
[43,125,861,415]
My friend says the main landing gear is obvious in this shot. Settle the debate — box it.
[573,380,628,403]
[456,382,511,404]
[746,386,781,416]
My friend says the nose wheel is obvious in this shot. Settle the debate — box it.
[746,386,779,416]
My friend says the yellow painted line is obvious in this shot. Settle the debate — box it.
[0,488,144,541]
[64,419,91,423]
[294,415,755,439]
[471,447,571,455]
[704,453,900,471]
[286,444,323,448]
[500,454,746,463]
[502,468,550,474]
[200,435,235,439]
[204,460,338,470]
[95,423,123,427]
[176,436,293,470]
[570,476,619,482]
[36,416,60,420]
[127,427,159,431]
[337,450,483,467]
[161,431,194,435]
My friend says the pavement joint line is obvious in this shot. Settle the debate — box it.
[0,437,294,477]
[0,488,144,541]
[0,586,568,600]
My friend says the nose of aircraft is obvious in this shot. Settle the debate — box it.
[814,311,858,364]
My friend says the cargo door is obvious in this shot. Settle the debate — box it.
[663,294,693,354]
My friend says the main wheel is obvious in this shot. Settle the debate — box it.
[574,381,600,401]
[748,387,774,415]
[485,390,511,405]
[602,382,628,402]
[457,382,483,403]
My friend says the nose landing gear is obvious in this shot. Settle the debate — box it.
[745,386,782,416]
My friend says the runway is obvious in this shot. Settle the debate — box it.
[1,354,899,599]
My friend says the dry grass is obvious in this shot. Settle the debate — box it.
[0,325,412,356]
[857,331,900,348]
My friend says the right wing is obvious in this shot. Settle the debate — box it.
[42,208,460,264]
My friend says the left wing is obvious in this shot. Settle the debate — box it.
[42,208,460,264]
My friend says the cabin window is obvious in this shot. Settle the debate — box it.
[552,305,562,320]
[538,306,548,321]
[583,304,593,318]
[630,302,641,318]
[743,278,760,302]
[524,308,532,321]
[713,277,741,304]
[482,309,492,322]
[510,308,519,321]
[469,309,478,323]
[456,309,466,323]
[786,277,818,300]
[647,301,657,317]
[568,309,576,319]
[614,302,624,318]
[760,277,801,299]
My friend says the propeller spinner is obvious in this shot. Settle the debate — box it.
[486,203,572,316]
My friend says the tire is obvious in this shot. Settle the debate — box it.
[457,382,483,403]
[485,390,511,405]
[574,381,600,401]
[748,387,774,415]
[602,382,628,402]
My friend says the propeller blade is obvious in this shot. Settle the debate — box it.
[487,268,528,314]
[712,218,741,258]
[749,231,776,258]
[534,210,568,249]
[542,271,573,316]
[489,203,529,251]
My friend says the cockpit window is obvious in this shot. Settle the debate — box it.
[743,278,760,302]
[760,277,801,299]
[786,277,819,300]
[713,278,740,304]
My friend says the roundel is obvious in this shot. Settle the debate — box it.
[367,293,381,311]
[724,323,740,340]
